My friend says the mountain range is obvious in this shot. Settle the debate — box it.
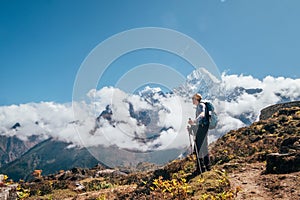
[0,68,299,181]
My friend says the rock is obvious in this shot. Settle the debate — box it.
[260,101,300,120]
[74,183,86,192]
[280,137,300,153]
[266,153,300,174]
[0,174,5,183]
[0,183,18,200]
[10,122,21,130]
[95,169,127,177]
[0,188,10,200]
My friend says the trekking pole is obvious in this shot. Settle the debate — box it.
[193,136,203,175]
[187,125,193,154]
[188,119,202,175]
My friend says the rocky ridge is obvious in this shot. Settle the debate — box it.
[210,104,300,173]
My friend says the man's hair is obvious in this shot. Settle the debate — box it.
[193,93,202,102]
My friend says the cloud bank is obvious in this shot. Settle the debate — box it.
[1,72,299,153]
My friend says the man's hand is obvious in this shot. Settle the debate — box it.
[188,119,194,125]
[199,112,205,118]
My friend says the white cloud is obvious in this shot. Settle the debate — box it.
[0,73,299,154]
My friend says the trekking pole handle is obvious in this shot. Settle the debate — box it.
[187,118,191,129]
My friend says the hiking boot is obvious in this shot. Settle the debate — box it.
[204,155,211,171]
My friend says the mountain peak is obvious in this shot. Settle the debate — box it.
[139,86,162,95]
[10,122,21,130]
[174,67,221,100]
[187,67,220,84]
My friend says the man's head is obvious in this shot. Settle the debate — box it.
[192,93,202,105]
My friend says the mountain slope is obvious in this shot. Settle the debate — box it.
[0,138,183,182]
[0,138,101,181]
[209,102,300,200]
[210,102,300,166]
[0,134,40,167]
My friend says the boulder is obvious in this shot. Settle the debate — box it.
[266,152,300,174]
[260,101,300,120]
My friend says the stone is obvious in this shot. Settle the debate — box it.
[266,153,300,174]
[260,101,300,120]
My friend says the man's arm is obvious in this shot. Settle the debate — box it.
[194,103,206,123]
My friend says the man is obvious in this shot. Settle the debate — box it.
[188,93,210,174]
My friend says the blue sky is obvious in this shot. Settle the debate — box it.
[1,0,300,105]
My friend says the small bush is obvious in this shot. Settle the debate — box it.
[150,176,192,199]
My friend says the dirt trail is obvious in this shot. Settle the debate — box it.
[229,162,271,200]
[229,162,300,200]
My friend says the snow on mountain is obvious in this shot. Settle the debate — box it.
[138,86,164,97]
[138,86,166,105]
[174,67,222,100]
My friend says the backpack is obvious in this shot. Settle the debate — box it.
[202,101,218,129]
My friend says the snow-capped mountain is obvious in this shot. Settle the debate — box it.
[174,67,222,100]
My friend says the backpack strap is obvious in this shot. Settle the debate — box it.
[201,102,210,123]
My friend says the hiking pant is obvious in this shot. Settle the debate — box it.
[194,124,210,171]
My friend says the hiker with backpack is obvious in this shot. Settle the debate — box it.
[188,93,211,175]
